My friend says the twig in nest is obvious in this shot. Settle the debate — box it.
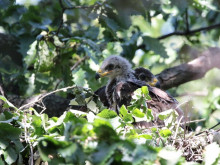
[172,116,183,146]
[196,121,220,136]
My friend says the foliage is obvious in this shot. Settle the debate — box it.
[0,87,217,164]
[1,0,220,164]
[1,85,220,164]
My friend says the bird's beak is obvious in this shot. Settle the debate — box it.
[149,77,159,87]
[95,69,112,80]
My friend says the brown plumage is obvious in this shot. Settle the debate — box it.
[95,67,160,107]
[95,55,185,127]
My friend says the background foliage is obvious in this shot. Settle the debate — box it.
[0,0,220,164]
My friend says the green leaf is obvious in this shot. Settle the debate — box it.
[132,108,145,118]
[73,68,87,87]
[3,147,18,165]
[133,145,158,165]
[142,36,168,58]
[53,36,64,47]
[147,109,154,120]
[0,123,21,140]
[97,109,117,119]
[122,113,134,123]
[0,139,9,149]
[58,143,77,157]
[138,134,152,139]
[13,139,24,152]
[158,109,174,120]
[141,86,149,96]
[38,41,57,72]
[0,95,17,110]
[93,119,118,141]
[119,105,128,116]
[38,137,70,161]
[32,115,44,136]
[99,16,119,34]
[159,129,172,138]
[25,41,38,66]
[91,142,118,165]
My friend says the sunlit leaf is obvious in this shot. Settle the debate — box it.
[97,109,117,119]
[141,86,149,96]
[159,129,172,138]
[132,108,145,118]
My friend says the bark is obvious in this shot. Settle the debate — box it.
[156,47,220,90]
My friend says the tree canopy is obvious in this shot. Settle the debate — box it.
[0,0,220,164]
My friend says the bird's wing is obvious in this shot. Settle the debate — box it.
[114,81,138,108]
[149,86,178,104]
[94,86,110,107]
[127,79,178,104]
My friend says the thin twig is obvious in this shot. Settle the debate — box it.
[172,116,183,146]
[71,56,89,71]
[18,85,81,110]
[157,23,220,40]
[196,121,220,136]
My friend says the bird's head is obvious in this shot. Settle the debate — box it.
[135,67,160,88]
[95,55,132,80]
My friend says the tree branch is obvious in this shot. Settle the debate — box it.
[156,47,220,90]
[158,23,220,40]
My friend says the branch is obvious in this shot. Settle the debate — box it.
[158,23,220,40]
[156,47,220,90]
[71,56,89,71]
[19,85,77,110]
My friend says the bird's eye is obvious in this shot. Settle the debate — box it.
[105,64,114,71]
[139,73,146,81]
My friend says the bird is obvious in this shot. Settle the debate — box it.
[95,67,160,107]
[134,67,160,88]
[95,55,185,127]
